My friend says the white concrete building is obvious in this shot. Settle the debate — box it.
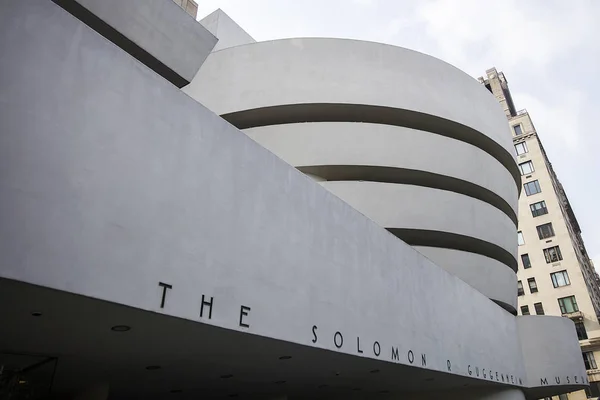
[0,2,591,399]
[479,68,600,400]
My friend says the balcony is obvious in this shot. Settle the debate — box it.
[580,337,600,349]
[588,369,600,383]
[563,310,584,321]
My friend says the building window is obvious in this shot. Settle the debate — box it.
[536,223,555,239]
[521,253,531,269]
[518,231,525,246]
[524,180,542,196]
[530,201,548,217]
[558,395,568,400]
[527,277,538,293]
[534,302,544,315]
[543,245,563,263]
[551,270,570,288]
[521,305,530,315]
[583,352,597,370]
[517,280,524,296]
[514,124,523,135]
[515,141,528,155]
[575,321,588,340]
[558,295,578,314]
[518,160,535,175]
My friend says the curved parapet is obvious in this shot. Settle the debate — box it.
[413,247,517,311]
[245,122,518,223]
[185,41,520,312]
[184,38,519,185]
[518,316,588,397]
[321,181,517,269]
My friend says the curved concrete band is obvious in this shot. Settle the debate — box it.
[184,38,520,187]
[322,181,517,267]
[185,37,522,330]
[245,122,518,224]
[413,247,518,313]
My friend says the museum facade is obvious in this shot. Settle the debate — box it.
[0,1,589,399]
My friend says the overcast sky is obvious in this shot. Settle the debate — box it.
[195,0,600,266]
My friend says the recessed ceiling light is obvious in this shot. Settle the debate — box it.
[145,365,161,370]
[30,312,42,317]
[220,374,234,379]
[370,369,380,373]
[110,325,131,332]
[274,380,286,384]
[170,389,182,394]
[278,355,292,360]
[18,380,27,385]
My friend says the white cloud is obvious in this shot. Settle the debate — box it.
[414,0,597,74]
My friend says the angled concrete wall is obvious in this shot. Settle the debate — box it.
[55,0,217,85]
[200,9,256,51]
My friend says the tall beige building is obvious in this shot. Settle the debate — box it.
[172,0,198,18]
[480,68,600,399]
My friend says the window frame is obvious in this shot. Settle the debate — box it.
[524,180,542,196]
[518,160,535,175]
[558,295,578,314]
[527,277,538,293]
[583,352,598,370]
[513,124,523,135]
[534,302,544,315]
[544,245,563,263]
[551,270,570,288]
[518,231,525,246]
[521,253,531,269]
[575,321,588,340]
[517,280,524,296]
[515,141,528,155]
[520,305,530,315]
[530,201,548,217]
[536,222,555,240]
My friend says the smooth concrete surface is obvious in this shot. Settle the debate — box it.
[184,38,520,183]
[321,181,517,268]
[413,247,518,312]
[60,0,217,83]
[185,38,521,309]
[518,316,589,396]
[0,1,587,397]
[245,122,518,222]
[200,9,256,51]
[1,0,528,384]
